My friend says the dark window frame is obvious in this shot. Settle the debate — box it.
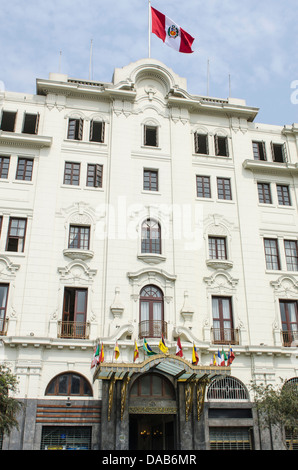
[141,219,161,254]
[277,184,291,206]
[280,300,298,347]
[212,296,235,344]
[252,141,266,161]
[45,372,93,396]
[194,132,209,155]
[63,162,80,186]
[139,285,164,339]
[68,225,90,251]
[143,169,158,191]
[196,175,211,198]
[217,177,232,200]
[89,120,105,143]
[22,112,40,135]
[271,142,287,163]
[209,236,227,260]
[0,111,17,132]
[264,238,281,270]
[15,158,34,181]
[6,217,27,253]
[86,163,103,188]
[214,135,229,157]
[284,240,298,271]
[67,118,83,141]
[0,283,9,334]
[144,125,158,147]
[0,156,10,179]
[257,182,272,204]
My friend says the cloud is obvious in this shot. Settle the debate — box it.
[1,0,298,125]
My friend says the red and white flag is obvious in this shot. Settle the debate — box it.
[151,7,195,54]
[176,336,183,357]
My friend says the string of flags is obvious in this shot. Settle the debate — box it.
[91,337,235,368]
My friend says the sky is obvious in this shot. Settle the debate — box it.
[1,0,298,126]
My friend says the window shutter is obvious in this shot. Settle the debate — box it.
[283,142,288,163]
[194,132,199,153]
[34,113,40,134]
[101,121,105,143]
[78,118,83,140]
[214,135,219,155]
[89,120,94,141]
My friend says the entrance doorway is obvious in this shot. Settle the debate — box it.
[129,414,176,450]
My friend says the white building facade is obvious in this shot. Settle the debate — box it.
[0,58,297,451]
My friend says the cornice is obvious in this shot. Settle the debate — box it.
[243,159,298,174]
[0,131,52,149]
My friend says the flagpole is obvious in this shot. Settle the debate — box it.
[148,0,151,58]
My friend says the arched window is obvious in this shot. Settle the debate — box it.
[139,285,166,338]
[141,219,161,254]
[207,376,249,401]
[45,372,93,397]
[130,373,175,399]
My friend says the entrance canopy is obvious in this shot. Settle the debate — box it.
[93,354,230,383]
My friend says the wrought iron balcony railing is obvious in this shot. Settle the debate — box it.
[211,327,239,345]
[139,320,167,339]
[281,329,298,347]
[58,321,90,339]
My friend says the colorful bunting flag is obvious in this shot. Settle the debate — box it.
[91,344,99,368]
[192,343,199,365]
[159,334,168,354]
[143,338,157,356]
[176,336,183,357]
[134,341,139,362]
[114,341,120,360]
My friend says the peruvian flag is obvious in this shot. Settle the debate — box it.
[151,7,195,54]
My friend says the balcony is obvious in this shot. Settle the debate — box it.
[211,327,239,345]
[139,320,167,339]
[281,330,298,347]
[0,318,8,336]
[57,321,90,339]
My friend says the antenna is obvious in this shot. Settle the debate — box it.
[89,39,93,80]
[58,51,62,73]
[229,74,231,98]
[207,58,210,96]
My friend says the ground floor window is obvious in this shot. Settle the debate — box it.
[209,427,253,450]
[40,426,92,450]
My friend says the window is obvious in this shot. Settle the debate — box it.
[252,141,266,160]
[6,218,27,252]
[61,287,88,338]
[86,164,102,188]
[141,219,161,254]
[64,162,80,185]
[0,156,10,179]
[0,284,9,335]
[130,374,175,399]
[196,175,211,198]
[271,142,286,163]
[257,182,272,204]
[284,240,298,271]
[214,135,229,157]
[144,125,158,147]
[207,376,249,401]
[41,426,92,450]
[212,297,235,344]
[143,169,158,191]
[264,238,280,270]
[45,372,92,396]
[89,120,104,143]
[280,300,298,347]
[67,118,83,140]
[16,158,34,181]
[68,225,90,250]
[209,427,253,450]
[139,285,165,339]
[277,184,291,206]
[0,111,16,132]
[217,178,232,200]
[194,132,209,154]
[22,113,39,134]
[209,237,227,260]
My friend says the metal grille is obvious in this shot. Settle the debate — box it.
[40,426,92,450]
[209,427,253,450]
[207,376,249,401]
